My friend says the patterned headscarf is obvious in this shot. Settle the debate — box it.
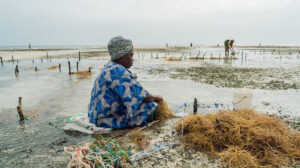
[107,36,133,60]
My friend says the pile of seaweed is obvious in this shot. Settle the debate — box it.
[175,109,300,168]
[128,130,146,149]
[71,70,92,80]
[156,101,175,120]
[47,65,59,70]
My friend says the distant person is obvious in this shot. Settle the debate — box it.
[88,36,163,129]
[224,39,234,56]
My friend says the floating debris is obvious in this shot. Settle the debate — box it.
[166,57,182,61]
[24,109,40,119]
[47,65,59,70]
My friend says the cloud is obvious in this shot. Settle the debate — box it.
[0,0,299,45]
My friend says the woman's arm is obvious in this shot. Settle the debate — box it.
[142,94,163,103]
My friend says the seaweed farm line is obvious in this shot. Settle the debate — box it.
[0,46,299,167]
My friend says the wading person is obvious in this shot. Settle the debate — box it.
[88,36,163,129]
[224,39,234,56]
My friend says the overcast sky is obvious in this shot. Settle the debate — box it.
[0,0,299,46]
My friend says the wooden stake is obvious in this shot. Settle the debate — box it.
[193,98,198,115]
[18,97,22,106]
[15,65,19,77]
[59,63,61,72]
[35,66,38,72]
[68,61,71,75]
[0,57,3,66]
[17,106,24,121]
[76,61,79,72]
[79,51,81,61]
[88,67,91,73]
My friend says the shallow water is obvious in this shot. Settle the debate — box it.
[0,48,299,167]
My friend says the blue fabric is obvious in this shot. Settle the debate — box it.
[88,61,157,128]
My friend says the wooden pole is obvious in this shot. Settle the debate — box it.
[68,61,71,75]
[0,57,2,66]
[19,97,22,106]
[15,65,19,77]
[35,66,38,72]
[17,106,24,121]
[79,51,81,61]
[59,63,61,72]
[88,67,91,73]
[193,98,198,115]
[76,61,79,71]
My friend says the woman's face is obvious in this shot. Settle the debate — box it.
[123,48,134,69]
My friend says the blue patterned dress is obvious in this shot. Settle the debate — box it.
[88,61,157,128]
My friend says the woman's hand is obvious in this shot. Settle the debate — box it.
[142,94,163,103]
[152,95,163,103]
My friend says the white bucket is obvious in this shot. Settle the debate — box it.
[233,90,253,110]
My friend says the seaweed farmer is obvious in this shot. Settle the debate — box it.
[224,39,234,56]
[88,36,163,129]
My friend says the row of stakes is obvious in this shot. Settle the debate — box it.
[0,52,86,77]
[14,52,84,122]
[0,51,81,66]
[14,61,91,78]
[137,50,248,60]
[140,50,299,60]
